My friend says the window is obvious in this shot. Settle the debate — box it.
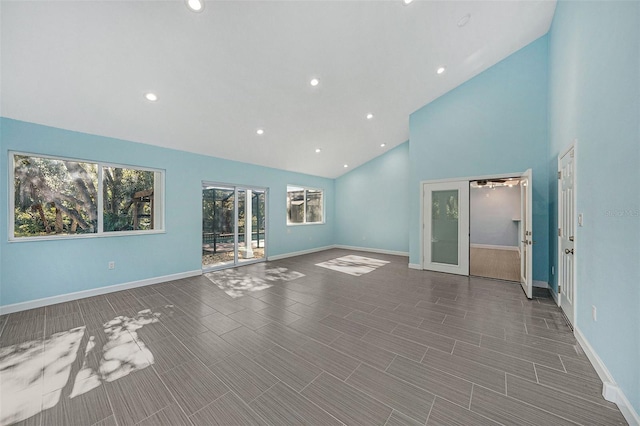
[287,185,323,224]
[10,152,164,240]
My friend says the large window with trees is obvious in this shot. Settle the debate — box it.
[286,185,324,225]
[10,152,164,240]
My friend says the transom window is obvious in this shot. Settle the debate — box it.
[287,185,324,225]
[10,152,164,240]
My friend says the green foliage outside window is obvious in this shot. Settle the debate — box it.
[12,153,162,238]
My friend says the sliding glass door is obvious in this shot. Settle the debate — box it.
[202,183,267,271]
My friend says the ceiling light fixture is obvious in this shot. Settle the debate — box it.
[186,0,204,13]
[310,78,319,87]
[144,92,158,102]
[457,13,471,27]
[380,143,386,147]
[436,66,446,75]
[402,0,414,5]
[315,148,321,153]
[256,129,264,135]
[343,164,349,168]
[366,113,374,120]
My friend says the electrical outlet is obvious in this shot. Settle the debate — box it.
[578,213,584,226]
[108,261,115,270]
[592,305,597,321]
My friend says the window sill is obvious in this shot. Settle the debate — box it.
[9,229,166,243]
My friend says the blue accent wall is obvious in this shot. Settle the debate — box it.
[548,0,640,413]
[0,118,335,306]
[408,36,550,282]
[335,142,409,254]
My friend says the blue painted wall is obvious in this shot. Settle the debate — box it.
[335,142,409,254]
[470,185,521,247]
[408,36,550,283]
[0,118,335,306]
[548,0,640,414]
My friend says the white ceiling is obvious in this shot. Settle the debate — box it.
[1,0,556,178]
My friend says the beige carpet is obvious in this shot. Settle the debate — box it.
[470,247,521,282]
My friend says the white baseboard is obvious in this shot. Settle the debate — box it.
[533,280,548,289]
[470,243,519,251]
[0,270,202,315]
[267,245,336,261]
[334,245,409,257]
[574,327,640,425]
[408,263,422,270]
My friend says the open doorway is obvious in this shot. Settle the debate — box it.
[469,177,522,282]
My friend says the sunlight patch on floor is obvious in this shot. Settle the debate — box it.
[0,309,162,424]
[315,255,389,276]
[205,267,304,298]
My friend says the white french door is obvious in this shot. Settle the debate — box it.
[520,169,533,299]
[558,147,576,325]
[423,181,469,276]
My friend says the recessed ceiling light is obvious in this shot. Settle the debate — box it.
[144,92,158,102]
[343,164,349,168]
[457,13,471,27]
[366,113,374,120]
[256,129,264,135]
[436,66,446,75]
[186,0,204,13]
[310,78,319,87]
[402,0,414,5]
[380,143,386,147]
[315,148,321,153]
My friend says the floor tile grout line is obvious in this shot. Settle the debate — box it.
[511,369,622,411]
[152,353,209,424]
[493,377,619,425]
[185,390,231,420]
[479,335,574,367]
[381,409,394,426]
[342,361,362,383]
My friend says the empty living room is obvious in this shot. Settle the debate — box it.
[1,0,638,425]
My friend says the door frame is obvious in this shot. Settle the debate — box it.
[520,169,533,299]
[557,141,578,326]
[201,181,269,272]
[423,180,470,275]
[419,172,525,271]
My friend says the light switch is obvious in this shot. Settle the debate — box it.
[578,213,583,226]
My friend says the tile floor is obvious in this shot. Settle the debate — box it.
[0,249,628,425]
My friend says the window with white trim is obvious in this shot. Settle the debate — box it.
[11,152,164,240]
[287,185,324,225]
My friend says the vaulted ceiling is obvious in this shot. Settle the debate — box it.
[1,0,556,178]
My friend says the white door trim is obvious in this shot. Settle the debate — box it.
[557,140,578,327]
[422,180,470,275]
[418,172,523,270]
[520,168,533,299]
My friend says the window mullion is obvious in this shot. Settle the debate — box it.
[303,189,307,224]
[97,164,104,234]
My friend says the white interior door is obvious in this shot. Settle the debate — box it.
[520,169,533,299]
[558,148,575,325]
[423,181,469,275]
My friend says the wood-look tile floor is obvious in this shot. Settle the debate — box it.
[0,249,627,425]
[470,247,521,282]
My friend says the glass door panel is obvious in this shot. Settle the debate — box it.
[238,189,266,264]
[423,181,469,276]
[202,186,236,269]
[203,184,267,270]
[431,190,460,265]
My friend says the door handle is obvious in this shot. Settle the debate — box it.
[569,236,574,242]
[565,248,574,255]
